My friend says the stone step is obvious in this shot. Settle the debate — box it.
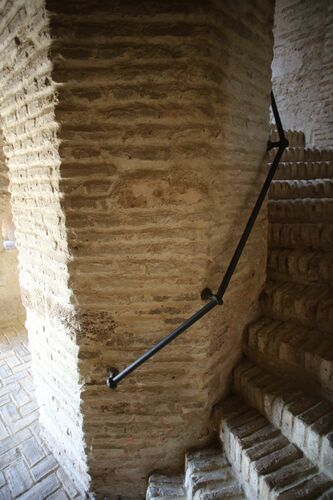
[233,360,333,480]
[217,394,333,499]
[185,448,245,499]
[146,448,245,500]
[269,222,333,252]
[146,475,186,499]
[267,248,333,286]
[268,147,333,163]
[244,316,333,402]
[268,161,333,181]
[270,179,333,200]
[260,281,333,335]
[268,199,333,224]
[269,128,305,148]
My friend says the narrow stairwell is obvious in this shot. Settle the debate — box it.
[146,130,333,499]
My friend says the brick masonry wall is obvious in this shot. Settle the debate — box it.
[273,0,333,148]
[47,0,274,497]
[0,0,90,495]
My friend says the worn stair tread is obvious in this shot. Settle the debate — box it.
[218,394,333,499]
[260,456,317,497]
[186,447,229,472]
[188,477,245,499]
[267,248,333,286]
[260,280,333,335]
[268,161,333,181]
[270,179,333,200]
[233,360,333,479]
[185,447,246,499]
[244,316,333,401]
[146,474,186,499]
[268,198,333,223]
[275,473,333,499]
[146,447,246,500]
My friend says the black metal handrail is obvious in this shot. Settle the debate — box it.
[107,91,288,389]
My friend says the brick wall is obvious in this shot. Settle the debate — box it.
[0,0,274,496]
[47,0,274,497]
[273,0,333,148]
[0,1,90,494]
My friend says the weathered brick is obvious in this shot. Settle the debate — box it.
[0,0,280,496]
[246,316,333,403]
[234,360,333,479]
[261,281,333,334]
[220,395,333,499]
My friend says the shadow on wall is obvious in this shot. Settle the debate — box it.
[0,204,25,324]
[272,0,333,148]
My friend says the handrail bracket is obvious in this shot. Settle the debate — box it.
[201,287,223,305]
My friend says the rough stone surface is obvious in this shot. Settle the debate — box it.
[270,161,333,181]
[235,361,333,478]
[184,447,245,500]
[0,0,331,495]
[260,281,333,334]
[40,0,272,496]
[146,447,245,500]
[244,317,333,402]
[273,0,333,148]
[0,2,330,492]
[267,248,333,286]
[234,360,333,480]
[212,128,333,499]
[219,395,333,500]
[0,0,277,497]
[245,131,333,404]
[0,320,80,499]
[0,0,89,495]
[146,474,186,500]
[235,129,333,487]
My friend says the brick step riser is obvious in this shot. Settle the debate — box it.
[243,318,333,404]
[267,249,333,287]
[244,344,333,407]
[268,223,333,253]
[146,449,246,500]
[268,199,333,224]
[184,450,245,500]
[268,148,333,163]
[233,361,333,480]
[146,475,186,500]
[260,282,333,336]
[267,161,333,181]
[269,179,333,200]
[269,128,305,148]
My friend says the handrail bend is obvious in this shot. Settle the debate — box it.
[107,91,288,389]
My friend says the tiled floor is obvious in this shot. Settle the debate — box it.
[0,320,81,499]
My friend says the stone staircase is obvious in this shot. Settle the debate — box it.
[146,130,333,499]
[147,448,245,500]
